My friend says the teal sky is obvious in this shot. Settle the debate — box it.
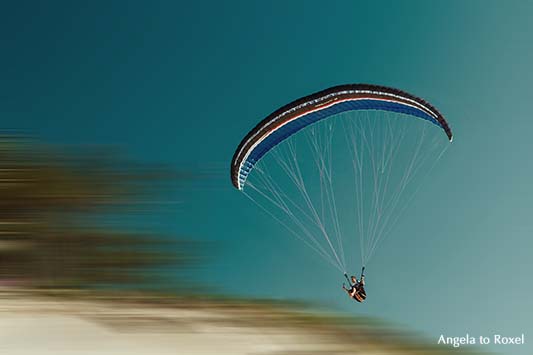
[2,1,532,354]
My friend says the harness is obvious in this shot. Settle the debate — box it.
[350,284,366,302]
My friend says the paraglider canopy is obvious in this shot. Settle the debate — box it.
[231,84,452,191]
[230,84,452,273]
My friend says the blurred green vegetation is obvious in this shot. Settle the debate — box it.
[0,136,200,291]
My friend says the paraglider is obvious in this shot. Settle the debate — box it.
[230,84,452,302]
[343,267,366,302]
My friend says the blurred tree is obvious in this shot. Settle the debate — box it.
[0,137,198,291]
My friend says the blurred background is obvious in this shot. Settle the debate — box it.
[1,1,532,354]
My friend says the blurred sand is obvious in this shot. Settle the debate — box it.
[0,291,478,355]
